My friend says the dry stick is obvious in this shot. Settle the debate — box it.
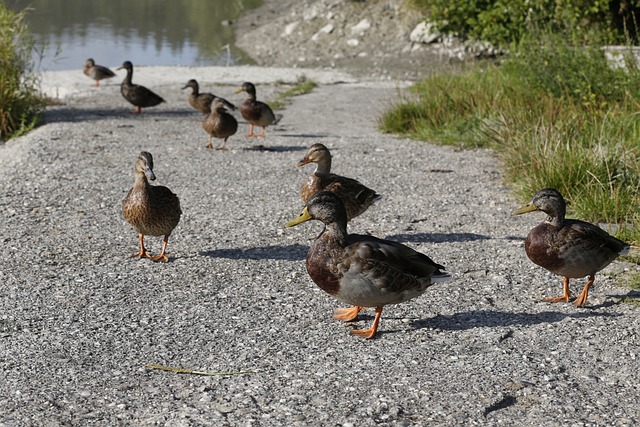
[144,364,255,376]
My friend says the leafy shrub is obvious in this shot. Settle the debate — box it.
[0,4,45,141]
[418,0,629,47]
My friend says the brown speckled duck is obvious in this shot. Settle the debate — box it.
[203,98,238,150]
[296,143,382,221]
[286,191,450,339]
[234,82,276,137]
[182,79,236,114]
[122,152,182,262]
[83,58,116,87]
[512,188,629,307]
[117,61,165,114]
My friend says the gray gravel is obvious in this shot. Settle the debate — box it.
[1,67,640,426]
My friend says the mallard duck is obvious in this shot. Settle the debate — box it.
[285,191,450,339]
[512,188,629,307]
[203,98,238,150]
[296,143,382,221]
[117,61,165,114]
[182,79,236,114]
[234,82,276,137]
[122,152,182,262]
[83,58,116,87]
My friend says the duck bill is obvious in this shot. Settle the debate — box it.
[285,207,312,227]
[295,158,311,168]
[234,87,244,94]
[512,203,538,216]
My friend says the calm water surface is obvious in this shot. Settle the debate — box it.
[9,0,261,71]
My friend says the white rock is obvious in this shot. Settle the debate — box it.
[410,21,441,44]
[319,23,334,34]
[311,24,334,42]
[346,39,359,47]
[350,18,371,35]
[282,22,299,37]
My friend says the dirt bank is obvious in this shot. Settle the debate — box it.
[234,0,468,81]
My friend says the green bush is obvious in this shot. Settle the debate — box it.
[420,0,624,47]
[0,4,45,141]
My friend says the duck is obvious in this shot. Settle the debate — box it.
[234,82,276,137]
[122,152,182,262]
[296,143,382,221]
[83,58,116,87]
[512,188,629,307]
[203,98,238,150]
[285,191,450,339]
[117,61,165,114]
[182,79,236,114]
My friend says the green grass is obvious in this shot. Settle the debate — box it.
[380,33,640,244]
[269,78,318,111]
[0,4,45,141]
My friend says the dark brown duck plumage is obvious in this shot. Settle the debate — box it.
[122,152,182,262]
[182,79,236,114]
[117,61,165,114]
[234,82,276,137]
[203,98,238,150]
[285,191,450,339]
[83,58,116,87]
[512,188,629,307]
[296,143,382,221]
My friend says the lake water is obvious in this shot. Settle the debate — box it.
[8,0,261,71]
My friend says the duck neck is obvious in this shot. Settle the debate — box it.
[133,173,149,190]
[314,157,331,176]
[123,68,133,85]
[545,206,565,227]
[321,221,348,245]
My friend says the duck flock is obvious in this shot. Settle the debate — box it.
[85,58,631,339]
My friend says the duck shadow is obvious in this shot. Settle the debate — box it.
[605,289,640,305]
[410,308,618,331]
[200,243,307,261]
[44,107,194,123]
[241,145,308,153]
[384,232,526,244]
[384,232,491,244]
[279,133,331,139]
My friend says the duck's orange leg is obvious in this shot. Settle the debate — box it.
[132,106,142,114]
[543,276,571,303]
[131,233,150,259]
[333,306,363,321]
[148,235,170,263]
[206,135,214,149]
[256,127,266,138]
[573,275,594,308]
[351,306,383,339]
[246,124,256,137]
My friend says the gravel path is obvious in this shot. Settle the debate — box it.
[1,67,639,426]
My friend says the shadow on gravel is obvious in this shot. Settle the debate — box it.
[411,309,618,331]
[43,107,195,124]
[200,243,307,260]
[385,232,491,243]
[279,133,331,139]
[242,145,307,153]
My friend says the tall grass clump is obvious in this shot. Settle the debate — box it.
[0,4,45,141]
[380,31,640,243]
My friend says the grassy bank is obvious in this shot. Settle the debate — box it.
[380,35,640,244]
[0,4,45,141]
